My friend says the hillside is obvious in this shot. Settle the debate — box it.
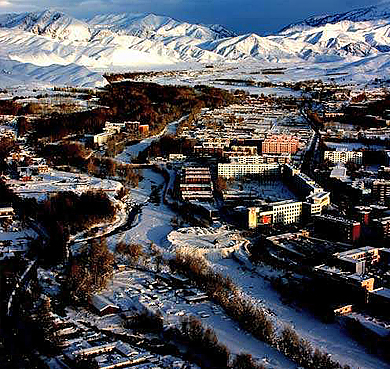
[0,5,390,86]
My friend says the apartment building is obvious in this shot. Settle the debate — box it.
[313,215,361,243]
[180,167,213,201]
[262,135,300,154]
[372,179,390,204]
[248,200,303,228]
[284,164,324,197]
[304,191,331,216]
[228,154,290,165]
[0,205,14,221]
[372,216,390,239]
[324,150,363,164]
[218,162,280,179]
[139,124,149,135]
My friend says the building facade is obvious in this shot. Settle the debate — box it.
[372,179,390,204]
[248,200,303,228]
[324,150,363,164]
[262,135,300,154]
[218,162,280,179]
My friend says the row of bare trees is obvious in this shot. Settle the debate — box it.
[170,252,352,369]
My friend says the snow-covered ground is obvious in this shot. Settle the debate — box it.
[0,222,38,259]
[107,169,175,252]
[84,268,296,369]
[8,170,122,201]
[213,257,390,369]
[104,138,389,369]
[228,180,298,203]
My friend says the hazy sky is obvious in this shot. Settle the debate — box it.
[0,0,385,34]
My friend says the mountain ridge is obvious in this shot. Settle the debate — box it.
[280,1,390,32]
[0,5,390,86]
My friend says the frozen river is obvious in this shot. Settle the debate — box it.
[116,116,186,163]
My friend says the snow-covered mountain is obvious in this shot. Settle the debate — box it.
[275,2,390,59]
[0,58,105,88]
[281,2,390,31]
[0,10,92,42]
[87,13,236,40]
[1,4,390,87]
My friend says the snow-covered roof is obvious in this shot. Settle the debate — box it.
[91,294,120,313]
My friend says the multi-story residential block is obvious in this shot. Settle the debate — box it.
[230,145,258,155]
[334,246,381,274]
[0,205,14,221]
[324,150,363,164]
[139,124,149,135]
[218,162,280,179]
[313,215,361,243]
[262,135,300,154]
[180,167,213,202]
[372,179,390,204]
[284,164,324,197]
[304,191,331,216]
[228,154,290,165]
[169,154,187,162]
[87,132,112,146]
[248,200,303,228]
[194,141,226,157]
[372,216,390,239]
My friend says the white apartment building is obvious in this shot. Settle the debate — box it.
[248,200,303,228]
[324,150,363,164]
[272,200,303,224]
[229,154,290,165]
[304,191,331,215]
[218,162,280,179]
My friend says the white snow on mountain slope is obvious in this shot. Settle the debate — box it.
[277,2,390,58]
[1,4,390,87]
[0,58,105,88]
[281,2,390,31]
[86,12,236,40]
[325,53,390,82]
[199,33,298,62]
[0,9,92,42]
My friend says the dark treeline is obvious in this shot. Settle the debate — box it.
[0,136,18,171]
[99,82,241,135]
[170,252,275,344]
[26,107,109,140]
[173,315,231,368]
[64,238,114,303]
[136,135,196,162]
[0,99,25,115]
[36,190,116,265]
[104,70,188,82]
[342,93,390,127]
[17,82,240,143]
[0,181,116,265]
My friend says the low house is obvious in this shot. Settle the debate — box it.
[90,295,120,316]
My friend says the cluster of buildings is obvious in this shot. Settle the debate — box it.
[180,97,312,165]
[314,246,390,314]
[6,148,50,180]
[246,164,331,228]
[86,121,149,147]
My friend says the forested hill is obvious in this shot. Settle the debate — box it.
[99,81,242,135]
